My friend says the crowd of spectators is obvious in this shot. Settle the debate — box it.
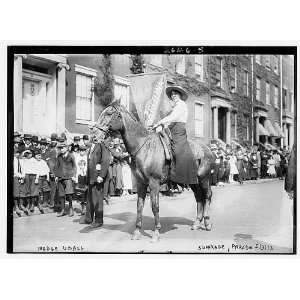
[13,131,134,217]
[209,142,291,186]
[12,130,292,218]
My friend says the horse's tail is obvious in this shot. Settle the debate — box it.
[197,145,215,179]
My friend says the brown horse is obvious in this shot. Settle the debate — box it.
[90,102,215,242]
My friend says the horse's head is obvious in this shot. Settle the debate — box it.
[89,102,124,142]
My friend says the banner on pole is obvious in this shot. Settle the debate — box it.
[128,72,172,127]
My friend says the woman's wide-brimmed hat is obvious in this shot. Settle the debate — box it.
[166,85,188,101]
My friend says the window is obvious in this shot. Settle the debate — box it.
[194,103,204,137]
[256,77,261,101]
[76,72,94,122]
[176,55,185,75]
[114,75,130,110]
[282,88,287,109]
[195,55,204,81]
[245,116,249,140]
[243,70,249,96]
[230,64,237,92]
[273,55,279,74]
[215,57,222,88]
[266,82,270,105]
[291,92,294,113]
[274,86,279,108]
[150,55,163,67]
[265,55,271,69]
[255,55,261,64]
[233,112,237,138]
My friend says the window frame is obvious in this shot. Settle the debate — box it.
[266,81,270,105]
[274,85,279,108]
[230,64,237,93]
[75,65,97,125]
[243,69,249,96]
[194,102,204,138]
[256,76,261,101]
[113,75,131,110]
[176,55,186,75]
[194,55,204,81]
[215,56,223,88]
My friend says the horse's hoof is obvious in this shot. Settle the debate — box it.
[205,223,212,231]
[204,218,212,231]
[150,231,160,243]
[191,219,203,230]
[131,230,142,240]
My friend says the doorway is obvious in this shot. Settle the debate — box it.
[218,107,227,142]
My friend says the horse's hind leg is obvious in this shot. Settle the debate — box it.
[190,184,205,230]
[132,182,147,240]
[200,177,213,231]
[149,178,161,242]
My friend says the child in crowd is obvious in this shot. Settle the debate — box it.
[20,150,44,214]
[121,160,132,196]
[13,148,24,216]
[34,149,51,208]
[267,154,276,178]
[54,142,77,217]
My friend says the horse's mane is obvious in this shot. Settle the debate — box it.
[115,104,149,137]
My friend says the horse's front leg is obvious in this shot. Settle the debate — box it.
[132,182,147,240]
[149,178,161,242]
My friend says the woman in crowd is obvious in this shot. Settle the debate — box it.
[267,153,277,178]
[236,147,245,184]
[249,150,259,180]
[228,152,239,183]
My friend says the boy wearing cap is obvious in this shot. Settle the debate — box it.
[13,148,25,216]
[70,136,80,153]
[44,134,59,208]
[34,150,51,209]
[54,142,77,217]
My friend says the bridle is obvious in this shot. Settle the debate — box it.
[92,104,122,139]
[93,104,151,158]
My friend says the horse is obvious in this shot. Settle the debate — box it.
[90,102,215,242]
[285,144,296,200]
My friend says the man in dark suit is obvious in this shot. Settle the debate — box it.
[80,137,111,228]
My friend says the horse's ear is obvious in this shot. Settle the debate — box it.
[111,97,121,107]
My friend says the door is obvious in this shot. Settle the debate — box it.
[22,79,48,134]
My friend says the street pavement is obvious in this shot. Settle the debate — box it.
[12,179,294,254]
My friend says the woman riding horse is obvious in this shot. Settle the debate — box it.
[153,86,198,185]
[91,85,214,242]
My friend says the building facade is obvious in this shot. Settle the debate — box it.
[209,55,253,146]
[281,55,295,149]
[13,53,295,150]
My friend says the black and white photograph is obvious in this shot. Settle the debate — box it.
[7,46,296,254]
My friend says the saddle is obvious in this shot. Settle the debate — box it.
[158,128,173,161]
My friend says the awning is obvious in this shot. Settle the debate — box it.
[258,123,269,136]
[264,119,277,136]
[274,122,284,138]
